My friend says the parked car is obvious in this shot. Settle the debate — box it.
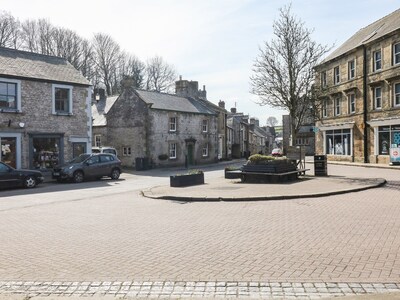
[0,161,44,189]
[52,153,122,183]
[271,148,283,157]
[92,146,117,156]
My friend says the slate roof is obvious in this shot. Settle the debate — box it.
[0,47,90,86]
[322,9,400,64]
[135,89,217,115]
[92,96,119,126]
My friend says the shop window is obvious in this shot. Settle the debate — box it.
[32,137,60,169]
[325,129,351,155]
[378,125,400,155]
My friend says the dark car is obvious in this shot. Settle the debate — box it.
[0,162,44,189]
[52,153,122,183]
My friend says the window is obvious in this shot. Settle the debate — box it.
[393,43,400,65]
[295,138,309,145]
[122,147,131,156]
[169,117,177,132]
[348,59,355,79]
[32,137,61,169]
[94,135,101,147]
[326,129,351,155]
[52,84,72,114]
[378,125,400,155]
[0,78,21,111]
[373,50,382,71]
[334,97,341,116]
[321,71,327,87]
[202,119,208,132]
[202,143,209,157]
[395,83,400,106]
[169,143,176,159]
[322,99,328,118]
[348,93,356,114]
[333,66,340,84]
[374,86,382,109]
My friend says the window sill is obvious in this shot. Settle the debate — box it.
[54,112,73,116]
[0,109,21,113]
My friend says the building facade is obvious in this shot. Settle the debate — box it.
[0,47,91,170]
[314,9,400,164]
[92,79,222,168]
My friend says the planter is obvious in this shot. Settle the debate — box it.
[242,160,296,173]
[170,172,204,187]
[224,168,242,179]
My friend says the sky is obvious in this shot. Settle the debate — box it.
[1,0,399,125]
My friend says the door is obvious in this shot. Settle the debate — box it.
[187,144,194,165]
[1,137,17,168]
[73,142,86,158]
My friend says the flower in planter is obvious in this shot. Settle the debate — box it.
[247,154,290,165]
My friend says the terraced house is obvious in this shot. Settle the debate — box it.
[0,47,92,170]
[314,9,400,164]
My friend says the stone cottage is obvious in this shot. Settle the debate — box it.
[92,79,223,168]
[0,47,92,170]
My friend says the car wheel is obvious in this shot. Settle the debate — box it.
[110,168,120,180]
[73,171,84,183]
[24,176,37,188]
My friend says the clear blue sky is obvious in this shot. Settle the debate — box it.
[1,0,399,125]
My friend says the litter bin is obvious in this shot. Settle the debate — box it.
[135,157,144,171]
[314,155,327,176]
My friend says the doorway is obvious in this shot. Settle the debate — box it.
[187,144,194,165]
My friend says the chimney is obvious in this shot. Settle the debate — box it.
[218,100,225,108]
[230,107,237,113]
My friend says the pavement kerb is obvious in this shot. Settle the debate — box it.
[141,177,387,202]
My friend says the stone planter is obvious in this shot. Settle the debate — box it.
[224,168,241,179]
[170,172,204,187]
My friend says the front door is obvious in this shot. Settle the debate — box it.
[187,144,194,165]
[1,137,17,168]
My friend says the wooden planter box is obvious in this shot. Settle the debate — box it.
[170,173,204,187]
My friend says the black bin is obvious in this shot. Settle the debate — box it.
[314,155,327,176]
[135,157,150,171]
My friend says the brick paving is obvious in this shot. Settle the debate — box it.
[0,163,400,298]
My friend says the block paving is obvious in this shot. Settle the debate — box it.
[1,163,400,298]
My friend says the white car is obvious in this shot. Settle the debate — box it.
[271,148,283,157]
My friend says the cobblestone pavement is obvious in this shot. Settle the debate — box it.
[1,163,400,298]
[1,281,400,299]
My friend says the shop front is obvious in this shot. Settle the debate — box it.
[369,117,400,164]
[0,133,21,168]
[29,134,64,170]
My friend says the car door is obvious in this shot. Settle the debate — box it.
[83,155,101,178]
[98,154,113,176]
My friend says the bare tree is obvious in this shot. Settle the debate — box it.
[0,11,20,49]
[250,5,331,145]
[92,33,122,96]
[145,56,177,93]
[266,116,278,127]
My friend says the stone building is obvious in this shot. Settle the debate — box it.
[92,79,223,168]
[314,9,400,164]
[0,47,91,170]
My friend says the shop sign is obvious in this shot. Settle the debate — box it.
[390,147,400,163]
